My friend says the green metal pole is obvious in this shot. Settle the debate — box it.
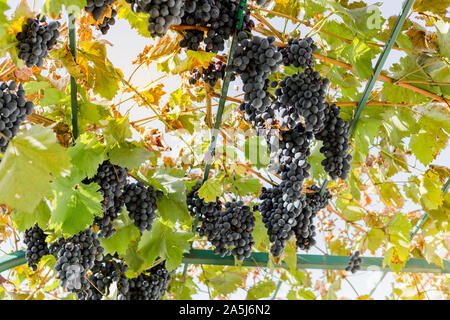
[69,13,78,141]
[183,0,248,278]
[182,249,450,274]
[201,0,248,185]
[2,249,449,274]
[321,0,416,197]
[348,0,416,136]
[0,250,25,273]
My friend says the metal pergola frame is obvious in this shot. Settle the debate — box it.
[1,0,450,278]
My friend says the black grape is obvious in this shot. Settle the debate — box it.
[83,160,128,238]
[295,185,331,250]
[186,182,222,236]
[126,0,184,37]
[85,0,117,34]
[123,181,163,233]
[51,229,104,294]
[230,32,282,128]
[209,201,255,260]
[279,37,317,69]
[126,261,172,300]
[258,185,303,257]
[345,251,362,273]
[274,68,329,133]
[0,81,35,153]
[77,254,129,300]
[180,0,254,54]
[315,103,352,181]
[16,14,60,68]
[189,60,235,88]
[24,224,49,271]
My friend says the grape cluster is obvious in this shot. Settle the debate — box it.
[16,15,60,68]
[0,81,35,153]
[97,12,117,35]
[270,123,313,202]
[85,0,115,20]
[127,261,172,300]
[315,103,352,180]
[295,185,331,250]
[279,37,317,69]
[85,0,118,35]
[186,182,222,234]
[274,68,329,133]
[78,255,130,300]
[24,224,49,271]
[83,160,128,238]
[189,61,234,88]
[126,0,184,37]
[209,201,255,260]
[345,251,362,273]
[180,0,254,53]
[52,229,104,293]
[179,30,205,51]
[239,100,275,129]
[231,33,282,116]
[259,185,303,257]
[123,181,163,233]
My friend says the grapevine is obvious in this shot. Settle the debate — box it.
[0,0,447,302]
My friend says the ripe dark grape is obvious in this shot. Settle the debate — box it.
[208,201,255,260]
[186,182,222,235]
[0,81,35,153]
[230,32,282,129]
[189,61,235,88]
[78,255,129,300]
[51,229,104,293]
[345,251,362,273]
[126,0,184,37]
[295,185,331,250]
[274,68,329,132]
[24,224,49,271]
[269,123,313,203]
[180,0,254,53]
[16,15,60,68]
[126,261,172,300]
[315,103,352,181]
[279,37,317,69]
[123,181,163,233]
[258,185,303,257]
[83,160,128,238]
[85,0,118,34]
[179,30,205,51]
[85,0,116,20]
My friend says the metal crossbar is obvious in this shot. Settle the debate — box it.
[2,249,449,274]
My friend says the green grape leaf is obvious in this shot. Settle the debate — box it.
[225,176,261,197]
[108,142,153,170]
[68,132,106,180]
[367,228,386,252]
[139,168,190,223]
[246,280,276,300]
[102,117,133,144]
[198,180,222,202]
[137,220,193,272]
[49,177,103,237]
[42,0,85,16]
[0,125,70,213]
[11,199,51,232]
[100,209,141,256]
